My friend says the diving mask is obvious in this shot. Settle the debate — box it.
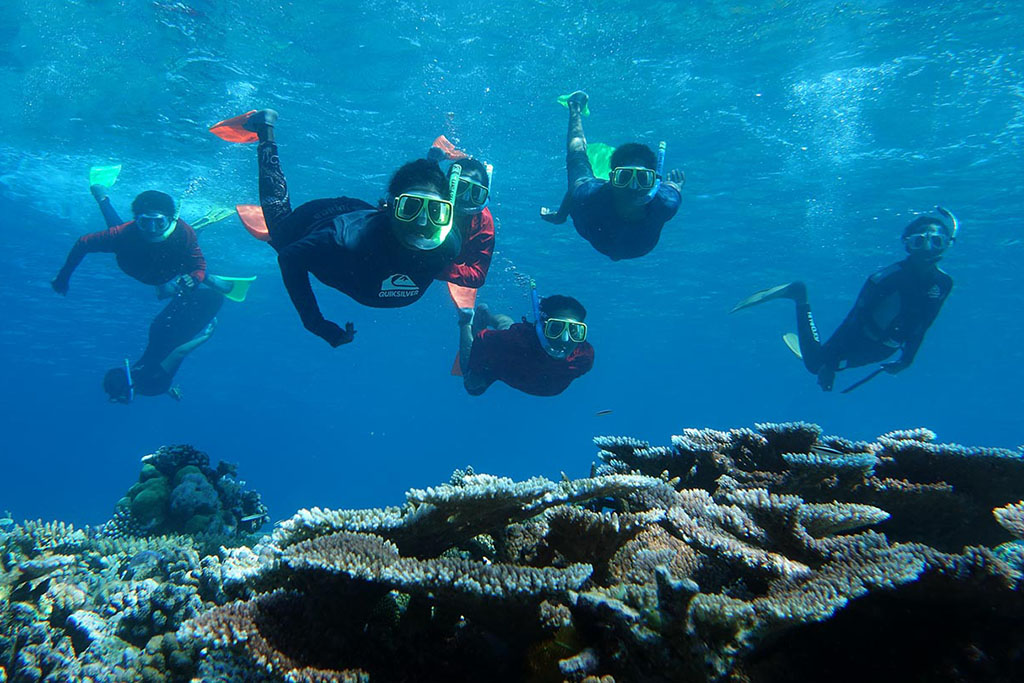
[610,166,658,190]
[543,318,588,343]
[136,212,175,240]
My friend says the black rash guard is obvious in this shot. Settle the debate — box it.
[256,141,459,338]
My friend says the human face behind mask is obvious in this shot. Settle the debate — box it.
[135,212,175,242]
[390,183,454,251]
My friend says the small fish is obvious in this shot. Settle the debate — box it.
[811,445,844,456]
[240,513,265,523]
[594,409,613,416]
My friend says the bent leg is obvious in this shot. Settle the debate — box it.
[257,141,293,240]
[795,303,825,374]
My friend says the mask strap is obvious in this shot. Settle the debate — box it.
[124,358,135,403]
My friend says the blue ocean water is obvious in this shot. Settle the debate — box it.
[0,0,1021,527]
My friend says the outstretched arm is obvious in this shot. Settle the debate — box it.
[277,238,355,347]
[52,227,121,295]
[886,275,953,372]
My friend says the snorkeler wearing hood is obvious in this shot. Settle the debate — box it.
[457,282,594,397]
[426,142,495,289]
[540,91,685,261]
[731,209,957,392]
[215,109,462,347]
[52,189,206,297]
[81,187,232,403]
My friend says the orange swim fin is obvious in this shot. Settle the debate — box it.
[447,282,478,310]
[448,282,477,376]
[431,135,469,161]
[236,204,270,241]
[210,111,259,143]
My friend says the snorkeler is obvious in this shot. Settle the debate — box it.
[457,283,594,396]
[211,109,466,347]
[731,209,957,392]
[428,137,495,288]
[52,189,206,298]
[81,184,231,402]
[103,287,223,403]
[540,91,685,261]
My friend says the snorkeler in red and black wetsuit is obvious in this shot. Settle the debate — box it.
[52,189,206,297]
[732,210,957,392]
[71,187,225,403]
[457,289,594,397]
[214,109,474,348]
[427,140,495,288]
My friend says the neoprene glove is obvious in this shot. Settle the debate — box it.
[315,320,356,347]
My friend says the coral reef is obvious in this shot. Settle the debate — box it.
[3,428,1023,682]
[103,445,269,541]
[0,446,268,682]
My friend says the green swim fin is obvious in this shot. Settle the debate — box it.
[586,142,615,180]
[218,276,257,302]
[782,333,802,359]
[192,207,236,231]
[89,164,121,188]
[557,93,590,116]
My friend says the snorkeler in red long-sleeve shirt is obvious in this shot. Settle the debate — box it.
[428,146,494,289]
[51,189,206,298]
[456,285,594,397]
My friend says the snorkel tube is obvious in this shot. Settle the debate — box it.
[451,160,493,216]
[124,358,135,403]
[645,140,666,202]
[936,205,959,244]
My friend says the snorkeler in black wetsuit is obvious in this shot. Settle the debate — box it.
[236,109,462,347]
[85,187,226,403]
[732,210,957,392]
[540,91,685,261]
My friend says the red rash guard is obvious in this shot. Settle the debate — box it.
[56,220,206,286]
[467,322,594,396]
[438,208,494,288]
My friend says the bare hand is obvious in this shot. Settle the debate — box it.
[666,169,685,188]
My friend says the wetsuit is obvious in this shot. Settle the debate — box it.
[55,216,206,287]
[440,208,494,288]
[797,259,953,378]
[466,322,594,396]
[567,149,681,261]
[129,288,224,396]
[256,141,460,340]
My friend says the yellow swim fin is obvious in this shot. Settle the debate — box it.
[192,207,236,231]
[218,276,257,302]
